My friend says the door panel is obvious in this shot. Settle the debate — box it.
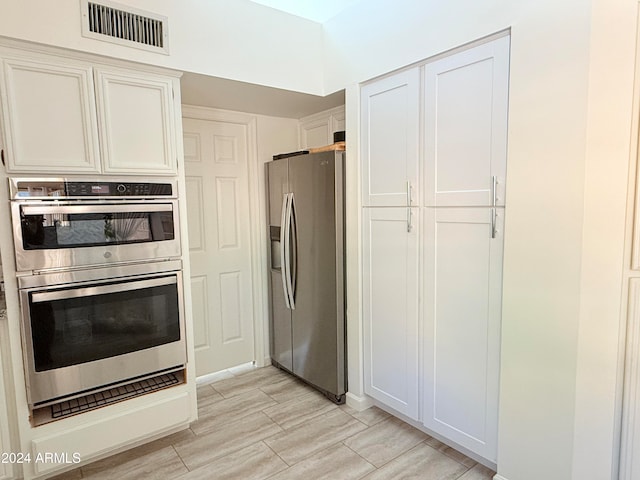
[423,207,503,461]
[288,152,344,395]
[361,68,420,206]
[96,69,176,174]
[1,57,100,173]
[423,36,509,207]
[362,207,420,419]
[183,117,255,376]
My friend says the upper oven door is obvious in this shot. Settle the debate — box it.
[12,200,181,272]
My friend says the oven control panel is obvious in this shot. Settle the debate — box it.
[10,178,176,199]
[65,182,172,197]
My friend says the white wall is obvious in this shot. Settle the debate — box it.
[324,0,636,479]
[0,0,324,94]
[572,0,637,478]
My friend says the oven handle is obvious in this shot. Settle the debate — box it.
[30,276,177,303]
[21,203,173,216]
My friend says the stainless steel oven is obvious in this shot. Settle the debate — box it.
[10,178,180,273]
[18,260,186,407]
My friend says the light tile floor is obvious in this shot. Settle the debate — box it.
[52,366,495,480]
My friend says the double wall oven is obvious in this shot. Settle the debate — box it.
[10,178,187,421]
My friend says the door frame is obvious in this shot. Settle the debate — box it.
[181,104,267,369]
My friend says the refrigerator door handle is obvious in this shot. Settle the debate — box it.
[280,193,291,309]
[290,193,298,308]
[285,193,296,310]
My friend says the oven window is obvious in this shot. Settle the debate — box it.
[29,281,180,372]
[20,209,174,250]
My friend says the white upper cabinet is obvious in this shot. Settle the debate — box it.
[362,207,420,420]
[95,69,177,175]
[423,36,510,207]
[361,67,420,207]
[0,50,178,175]
[0,57,101,173]
[299,106,345,149]
[422,206,504,461]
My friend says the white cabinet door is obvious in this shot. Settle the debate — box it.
[361,68,420,207]
[95,69,177,175]
[422,207,504,462]
[363,207,420,419]
[423,36,509,207]
[0,57,100,173]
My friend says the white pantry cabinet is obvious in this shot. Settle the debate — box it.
[362,207,420,419]
[360,67,420,207]
[0,51,178,175]
[422,207,504,462]
[0,57,101,173]
[360,34,509,464]
[423,36,509,207]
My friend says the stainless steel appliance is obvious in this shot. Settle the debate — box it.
[8,177,187,418]
[266,150,346,403]
[10,177,180,273]
[18,260,186,407]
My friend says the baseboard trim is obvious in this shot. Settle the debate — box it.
[346,392,374,411]
[493,474,509,480]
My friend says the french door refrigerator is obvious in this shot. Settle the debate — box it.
[266,150,346,403]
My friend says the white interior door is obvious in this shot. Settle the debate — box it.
[183,117,255,376]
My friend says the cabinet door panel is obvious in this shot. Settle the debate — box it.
[1,58,100,173]
[361,68,420,206]
[423,36,509,206]
[363,207,419,419]
[96,69,176,175]
[423,207,503,461]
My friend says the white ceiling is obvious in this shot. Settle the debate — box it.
[180,72,345,119]
[248,0,360,23]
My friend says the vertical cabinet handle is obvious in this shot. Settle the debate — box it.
[491,207,497,239]
[406,181,412,206]
[407,207,412,233]
[491,175,497,207]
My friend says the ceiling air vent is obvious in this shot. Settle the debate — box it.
[81,0,169,54]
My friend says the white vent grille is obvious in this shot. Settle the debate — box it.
[81,0,169,54]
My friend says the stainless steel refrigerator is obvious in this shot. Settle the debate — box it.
[266,150,346,403]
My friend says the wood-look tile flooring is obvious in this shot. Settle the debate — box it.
[52,366,495,480]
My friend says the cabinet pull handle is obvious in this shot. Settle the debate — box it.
[406,181,412,207]
[491,207,497,239]
[407,207,412,233]
[491,175,497,207]
[1,149,4,167]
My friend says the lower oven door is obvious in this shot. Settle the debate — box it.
[20,268,186,406]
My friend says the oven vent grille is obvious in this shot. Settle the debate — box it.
[48,372,180,421]
[81,0,169,54]
[51,372,179,419]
